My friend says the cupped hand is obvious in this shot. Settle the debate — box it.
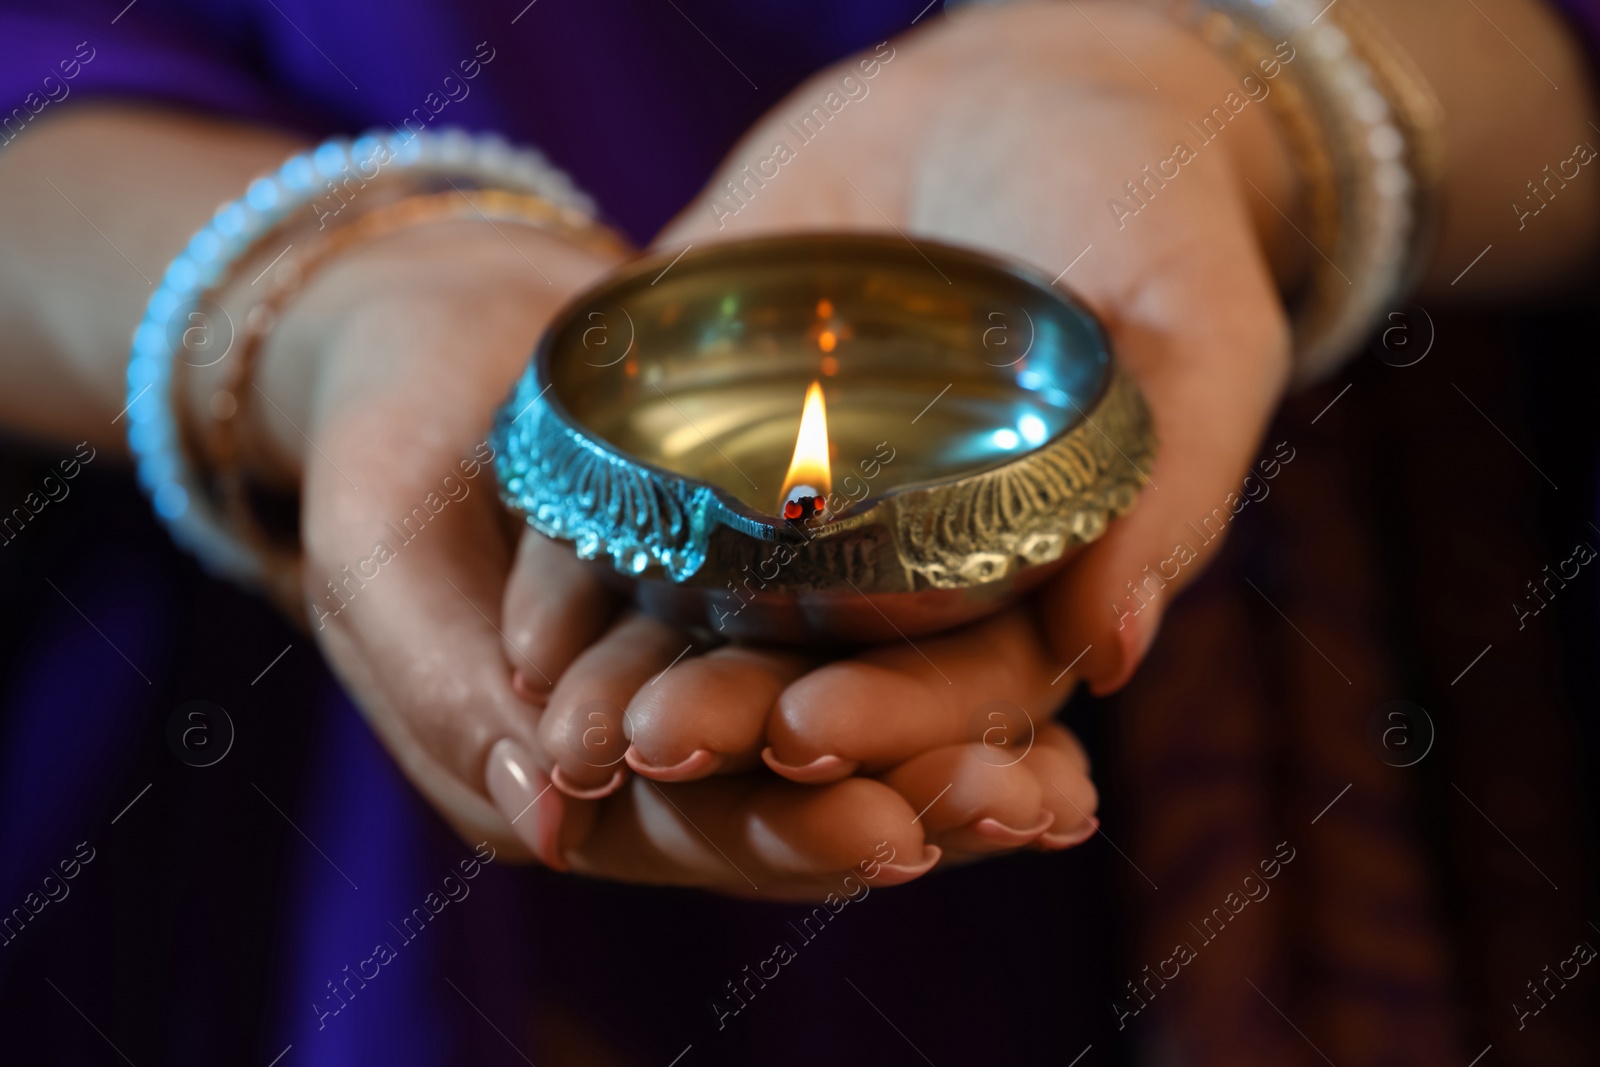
[266,218,622,853]
[264,216,961,896]
[497,0,1303,878]
[655,0,1296,691]
[298,0,1297,888]
[502,539,1103,871]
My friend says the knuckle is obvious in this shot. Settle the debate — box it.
[500,622,540,668]
[390,656,498,777]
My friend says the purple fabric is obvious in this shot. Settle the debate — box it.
[1551,0,1600,52]
[0,0,923,241]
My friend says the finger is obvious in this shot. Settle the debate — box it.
[1042,228,1291,693]
[880,741,1051,856]
[624,645,812,781]
[538,611,688,798]
[764,607,1061,783]
[1025,725,1100,851]
[483,737,570,870]
[305,467,548,859]
[501,529,619,705]
[568,775,941,898]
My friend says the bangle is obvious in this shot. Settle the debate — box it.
[126,128,622,599]
[1168,0,1445,381]
[180,188,628,614]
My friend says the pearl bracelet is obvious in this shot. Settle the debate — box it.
[1171,0,1445,381]
[125,127,609,593]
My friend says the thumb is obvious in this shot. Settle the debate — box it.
[1042,251,1291,693]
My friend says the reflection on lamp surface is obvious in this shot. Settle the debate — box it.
[496,232,1152,644]
[554,244,1104,514]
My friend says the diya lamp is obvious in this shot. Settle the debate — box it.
[493,233,1155,645]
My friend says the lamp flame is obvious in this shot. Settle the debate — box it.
[778,379,832,510]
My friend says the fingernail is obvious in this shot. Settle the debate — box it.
[760,746,858,783]
[510,670,546,704]
[1039,816,1100,851]
[485,738,568,872]
[551,763,627,800]
[1091,609,1162,696]
[971,811,1056,847]
[624,746,720,781]
[873,845,942,886]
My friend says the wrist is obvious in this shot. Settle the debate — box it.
[203,219,622,485]
[1073,3,1306,282]
[929,2,1306,282]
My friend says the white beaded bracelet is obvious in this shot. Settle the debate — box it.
[125,127,605,591]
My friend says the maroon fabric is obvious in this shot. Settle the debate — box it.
[1110,315,1600,1066]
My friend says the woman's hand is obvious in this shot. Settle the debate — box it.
[259,218,965,896]
[496,1,1295,883]
[251,219,618,853]
[500,553,1101,881]
[288,0,1291,886]
[658,1,1296,689]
